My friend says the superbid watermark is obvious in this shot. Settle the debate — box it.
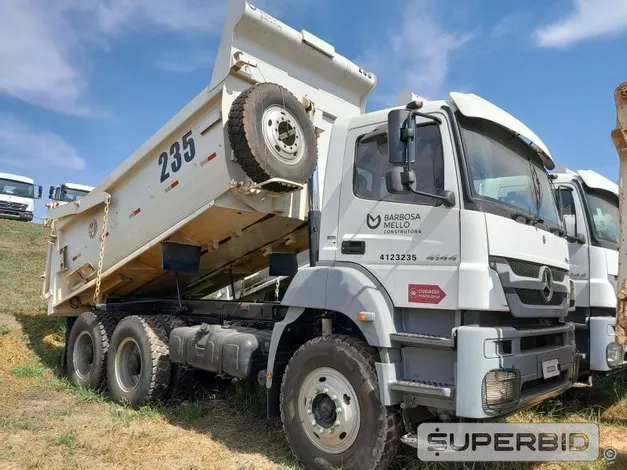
[416,423,600,461]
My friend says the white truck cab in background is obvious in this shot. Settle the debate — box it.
[49,183,94,204]
[553,169,625,376]
[0,172,42,222]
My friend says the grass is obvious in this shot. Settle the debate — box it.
[10,363,46,378]
[0,218,626,470]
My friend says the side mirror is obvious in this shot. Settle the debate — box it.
[36,185,43,199]
[563,214,586,244]
[48,186,55,199]
[387,109,411,165]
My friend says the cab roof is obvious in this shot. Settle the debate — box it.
[0,172,34,184]
[63,182,94,192]
[553,169,618,196]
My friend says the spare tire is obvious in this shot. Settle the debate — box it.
[228,83,317,192]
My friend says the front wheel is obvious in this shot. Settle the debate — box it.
[280,335,401,470]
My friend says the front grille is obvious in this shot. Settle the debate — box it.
[0,201,27,211]
[516,289,565,306]
[507,259,567,282]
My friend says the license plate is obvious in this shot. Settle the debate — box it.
[542,359,560,379]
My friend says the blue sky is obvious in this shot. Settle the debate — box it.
[0,0,626,220]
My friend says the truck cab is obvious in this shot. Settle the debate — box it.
[553,169,624,376]
[0,172,42,222]
[49,183,94,204]
[274,91,577,427]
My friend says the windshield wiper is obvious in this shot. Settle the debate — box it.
[511,212,534,224]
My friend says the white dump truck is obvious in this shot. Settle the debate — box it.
[0,171,42,222]
[49,183,94,204]
[44,2,577,468]
[552,169,625,378]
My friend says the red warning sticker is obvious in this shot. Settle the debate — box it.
[408,284,446,304]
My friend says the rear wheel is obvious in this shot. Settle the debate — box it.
[107,315,171,407]
[280,335,401,470]
[67,311,117,389]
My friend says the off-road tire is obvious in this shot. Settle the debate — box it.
[280,334,401,470]
[107,315,171,407]
[67,311,119,389]
[228,83,317,192]
[154,314,198,397]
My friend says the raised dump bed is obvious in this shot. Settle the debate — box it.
[43,0,376,315]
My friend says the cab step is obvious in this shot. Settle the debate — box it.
[390,332,453,348]
[389,379,454,398]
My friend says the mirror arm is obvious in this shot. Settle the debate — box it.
[406,185,455,207]
[410,110,442,125]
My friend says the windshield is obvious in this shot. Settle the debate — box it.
[0,178,35,198]
[62,187,89,202]
[458,116,560,226]
[585,188,619,244]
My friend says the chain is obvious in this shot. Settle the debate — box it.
[275,277,280,301]
[93,195,112,305]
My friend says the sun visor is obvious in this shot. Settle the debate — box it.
[577,170,619,196]
[450,92,555,170]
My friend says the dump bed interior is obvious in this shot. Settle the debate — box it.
[43,0,376,315]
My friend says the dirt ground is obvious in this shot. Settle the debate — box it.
[1,219,626,470]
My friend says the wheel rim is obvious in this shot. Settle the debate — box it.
[114,337,142,393]
[261,105,306,166]
[73,331,94,379]
[297,366,361,454]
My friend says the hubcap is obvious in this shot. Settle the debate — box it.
[261,105,306,166]
[114,337,142,393]
[297,366,361,454]
[73,331,94,379]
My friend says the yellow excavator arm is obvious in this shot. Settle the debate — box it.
[612,82,627,344]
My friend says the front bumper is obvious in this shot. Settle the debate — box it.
[0,210,32,221]
[455,323,576,419]
[589,316,627,373]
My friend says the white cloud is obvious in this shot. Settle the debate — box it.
[0,115,86,170]
[0,1,95,115]
[0,0,227,115]
[534,0,627,48]
[357,1,471,103]
[157,49,215,74]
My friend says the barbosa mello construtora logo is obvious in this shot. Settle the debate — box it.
[416,423,600,462]
[366,212,422,235]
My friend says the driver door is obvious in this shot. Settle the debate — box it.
[335,114,461,309]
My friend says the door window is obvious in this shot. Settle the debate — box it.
[353,124,444,206]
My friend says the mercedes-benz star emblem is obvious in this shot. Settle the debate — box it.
[539,266,553,303]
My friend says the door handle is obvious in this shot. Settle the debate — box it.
[341,240,365,255]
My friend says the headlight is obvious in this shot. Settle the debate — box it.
[482,369,520,413]
[606,342,625,368]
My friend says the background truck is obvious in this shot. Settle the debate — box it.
[0,171,42,222]
[44,1,577,469]
[553,169,625,378]
[49,183,94,204]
